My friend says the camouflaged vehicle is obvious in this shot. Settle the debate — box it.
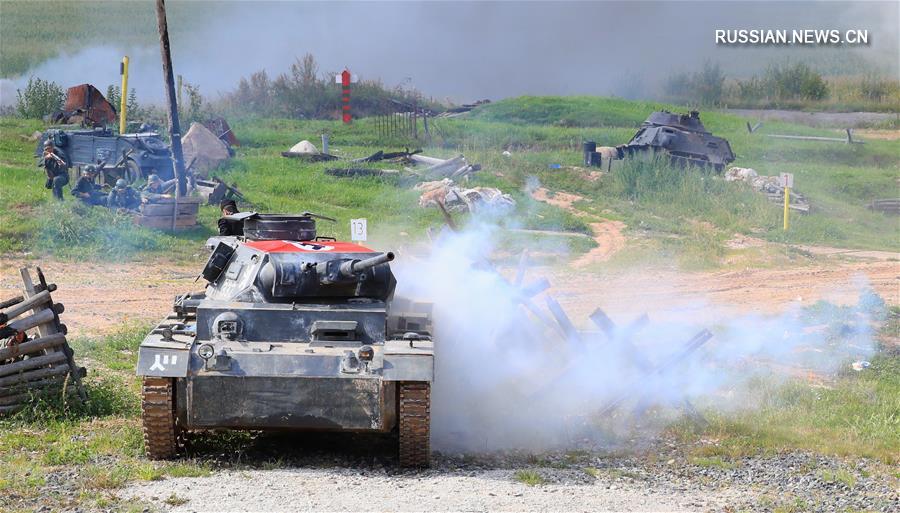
[136,213,434,467]
[619,110,735,171]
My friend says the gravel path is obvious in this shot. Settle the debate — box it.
[126,467,737,512]
[123,449,898,513]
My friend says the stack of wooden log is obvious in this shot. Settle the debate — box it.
[0,268,86,414]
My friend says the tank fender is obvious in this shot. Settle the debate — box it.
[383,339,433,382]
[136,343,191,377]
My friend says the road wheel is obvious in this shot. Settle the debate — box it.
[141,377,181,460]
[398,381,431,468]
[124,159,142,184]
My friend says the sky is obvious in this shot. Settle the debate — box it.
[2,1,898,104]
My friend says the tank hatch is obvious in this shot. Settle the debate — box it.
[243,214,317,241]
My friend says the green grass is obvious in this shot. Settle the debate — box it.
[0,327,210,513]
[671,349,900,465]
[690,455,738,470]
[818,468,857,488]
[513,469,545,486]
[2,92,898,266]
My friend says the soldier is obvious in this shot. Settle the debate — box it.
[140,174,175,204]
[38,139,69,201]
[107,179,141,211]
[70,166,106,206]
[217,199,244,236]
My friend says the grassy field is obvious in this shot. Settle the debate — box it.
[2,94,898,268]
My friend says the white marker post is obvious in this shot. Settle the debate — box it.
[780,172,794,231]
[350,218,368,241]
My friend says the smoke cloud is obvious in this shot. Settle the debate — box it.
[2,1,897,106]
[393,220,882,453]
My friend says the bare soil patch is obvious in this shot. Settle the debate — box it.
[0,256,198,338]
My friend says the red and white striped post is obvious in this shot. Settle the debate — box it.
[336,69,357,124]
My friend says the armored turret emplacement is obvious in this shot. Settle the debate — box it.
[621,111,735,171]
[584,110,735,172]
[136,213,434,467]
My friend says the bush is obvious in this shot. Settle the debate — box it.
[765,62,828,101]
[16,76,64,119]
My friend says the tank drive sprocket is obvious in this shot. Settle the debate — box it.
[398,381,431,467]
[141,377,181,459]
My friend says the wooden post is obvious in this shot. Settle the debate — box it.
[413,98,418,140]
[155,0,188,197]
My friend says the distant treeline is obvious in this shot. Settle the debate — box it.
[10,53,445,123]
[662,60,900,111]
[220,54,444,119]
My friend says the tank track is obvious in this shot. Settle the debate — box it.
[398,381,431,468]
[141,377,181,460]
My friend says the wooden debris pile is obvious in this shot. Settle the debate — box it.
[0,268,87,414]
[134,196,203,229]
[725,166,811,213]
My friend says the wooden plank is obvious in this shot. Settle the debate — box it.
[0,363,71,387]
[0,295,24,309]
[147,196,203,204]
[0,290,51,322]
[0,352,68,378]
[6,308,56,333]
[0,375,69,397]
[140,202,200,216]
[135,215,197,229]
[0,333,67,360]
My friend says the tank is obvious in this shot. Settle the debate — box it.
[618,110,735,171]
[135,213,434,467]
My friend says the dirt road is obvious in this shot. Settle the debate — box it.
[1,249,896,338]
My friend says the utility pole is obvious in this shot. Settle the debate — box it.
[155,0,187,197]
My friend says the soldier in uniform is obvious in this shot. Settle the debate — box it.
[217,199,244,236]
[38,140,69,201]
[140,174,175,204]
[107,179,141,211]
[70,166,106,206]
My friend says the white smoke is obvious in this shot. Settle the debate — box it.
[393,220,882,453]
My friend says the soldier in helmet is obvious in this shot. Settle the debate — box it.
[106,179,141,211]
[217,199,244,236]
[70,165,106,206]
[140,174,175,204]
[38,139,69,201]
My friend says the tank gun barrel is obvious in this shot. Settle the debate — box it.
[338,252,394,277]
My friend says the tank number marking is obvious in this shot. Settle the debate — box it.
[351,218,368,241]
[149,353,178,371]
